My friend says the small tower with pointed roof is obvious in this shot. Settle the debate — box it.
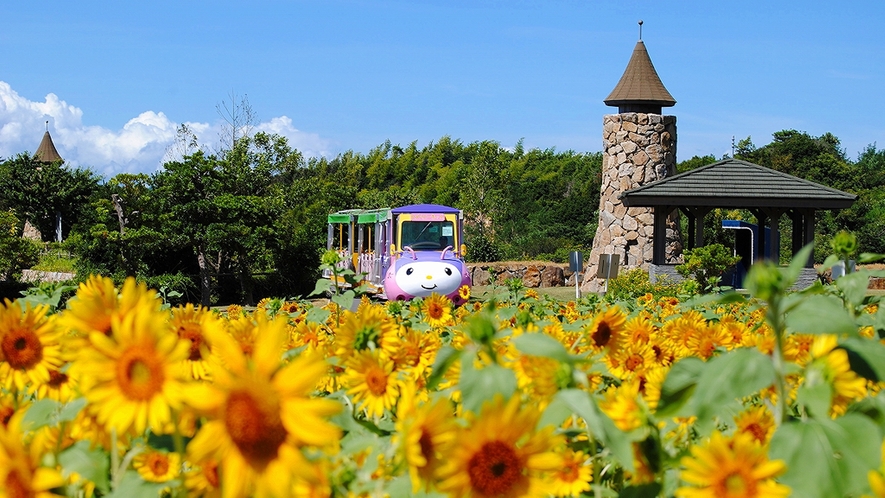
[34,121,63,163]
[583,23,682,292]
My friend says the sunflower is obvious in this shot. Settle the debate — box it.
[606,340,657,380]
[547,448,592,497]
[396,383,457,492]
[423,293,454,328]
[810,334,867,416]
[584,306,627,355]
[185,315,341,498]
[436,395,563,498]
[33,367,77,403]
[332,304,400,362]
[599,380,646,432]
[342,348,401,418]
[133,449,181,483]
[458,285,471,303]
[0,414,65,498]
[184,456,221,498]
[71,296,191,435]
[734,406,775,446]
[391,326,441,377]
[170,303,225,380]
[0,299,65,393]
[662,310,708,360]
[56,275,119,337]
[677,431,790,498]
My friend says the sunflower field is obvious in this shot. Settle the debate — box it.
[3,244,885,498]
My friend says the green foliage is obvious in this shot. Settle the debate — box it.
[0,210,41,280]
[0,153,101,241]
[604,267,685,302]
[18,281,77,311]
[676,243,741,293]
[31,242,77,273]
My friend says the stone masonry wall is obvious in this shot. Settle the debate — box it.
[582,113,681,293]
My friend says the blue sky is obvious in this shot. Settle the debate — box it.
[1,0,883,178]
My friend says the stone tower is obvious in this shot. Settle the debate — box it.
[582,33,682,292]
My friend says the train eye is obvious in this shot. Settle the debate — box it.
[406,268,414,275]
[445,268,453,276]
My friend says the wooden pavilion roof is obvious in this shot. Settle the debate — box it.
[620,158,857,210]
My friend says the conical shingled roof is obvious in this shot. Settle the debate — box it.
[34,131,63,163]
[604,40,676,109]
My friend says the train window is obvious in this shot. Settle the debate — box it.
[400,220,455,250]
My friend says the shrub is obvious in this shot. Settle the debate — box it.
[676,243,741,293]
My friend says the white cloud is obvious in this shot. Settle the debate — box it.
[256,116,333,159]
[0,81,333,178]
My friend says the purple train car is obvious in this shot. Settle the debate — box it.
[323,204,472,304]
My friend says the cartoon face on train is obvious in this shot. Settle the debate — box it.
[384,256,470,304]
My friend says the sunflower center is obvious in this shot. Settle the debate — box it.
[365,366,388,395]
[0,406,14,427]
[560,460,581,481]
[427,302,445,320]
[720,470,755,497]
[179,326,204,361]
[744,422,767,443]
[625,354,643,371]
[48,369,68,387]
[203,460,219,488]
[592,323,612,348]
[147,453,170,476]
[467,440,522,496]
[224,390,287,468]
[5,468,29,498]
[419,429,434,463]
[1,328,43,370]
[354,324,381,351]
[117,346,165,401]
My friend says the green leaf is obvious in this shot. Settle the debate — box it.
[692,349,776,434]
[305,305,331,325]
[309,277,332,297]
[458,361,517,415]
[835,270,871,309]
[796,365,832,419]
[106,470,176,498]
[426,345,462,390]
[556,389,635,473]
[539,395,573,430]
[859,252,885,264]
[512,332,575,363]
[655,357,704,418]
[58,440,111,494]
[772,415,880,498]
[21,399,61,431]
[785,294,858,336]
[331,289,356,312]
[619,482,663,498]
[58,397,87,423]
[841,337,885,381]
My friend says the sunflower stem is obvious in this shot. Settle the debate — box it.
[110,427,120,490]
[172,411,187,498]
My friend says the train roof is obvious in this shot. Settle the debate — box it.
[390,204,461,214]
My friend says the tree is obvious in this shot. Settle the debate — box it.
[0,153,101,241]
[0,210,40,281]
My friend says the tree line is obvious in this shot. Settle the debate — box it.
[1,124,882,305]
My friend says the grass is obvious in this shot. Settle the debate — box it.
[31,247,77,273]
[471,285,585,302]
